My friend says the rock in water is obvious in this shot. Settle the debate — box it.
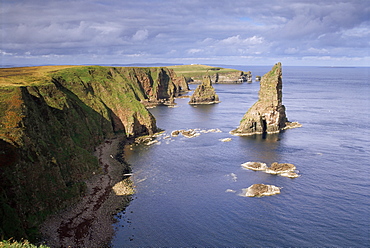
[231,62,300,135]
[265,162,296,174]
[241,162,268,171]
[244,184,281,197]
[189,75,220,104]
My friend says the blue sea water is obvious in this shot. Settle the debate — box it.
[111,66,370,247]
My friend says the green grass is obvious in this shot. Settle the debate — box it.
[0,240,49,248]
[0,66,83,87]
[167,64,242,78]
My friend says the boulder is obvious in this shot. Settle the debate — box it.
[265,162,296,174]
[189,76,220,104]
[231,62,300,136]
[243,184,281,197]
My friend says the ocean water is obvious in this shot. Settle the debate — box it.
[111,66,370,247]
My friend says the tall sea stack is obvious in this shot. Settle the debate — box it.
[189,75,220,105]
[230,62,300,135]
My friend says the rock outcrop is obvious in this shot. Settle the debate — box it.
[0,65,187,241]
[190,71,251,84]
[243,184,281,197]
[241,161,300,178]
[230,62,301,136]
[241,161,268,171]
[188,76,220,105]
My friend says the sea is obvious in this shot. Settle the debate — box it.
[110,65,370,247]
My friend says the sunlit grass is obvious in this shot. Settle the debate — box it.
[0,239,49,248]
[0,66,83,86]
[167,64,241,78]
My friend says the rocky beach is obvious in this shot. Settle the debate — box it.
[40,136,133,248]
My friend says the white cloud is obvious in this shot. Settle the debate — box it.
[220,35,265,46]
[132,29,149,41]
[187,49,203,54]
[1,0,369,66]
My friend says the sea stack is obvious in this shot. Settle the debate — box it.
[231,62,300,135]
[189,75,220,104]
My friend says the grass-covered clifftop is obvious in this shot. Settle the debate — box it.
[0,65,187,241]
[168,64,248,83]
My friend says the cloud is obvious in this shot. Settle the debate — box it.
[132,29,149,41]
[1,0,369,66]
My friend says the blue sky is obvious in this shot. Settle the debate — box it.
[1,0,369,67]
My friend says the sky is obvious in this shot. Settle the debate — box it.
[1,0,369,67]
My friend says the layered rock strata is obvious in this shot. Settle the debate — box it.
[188,76,220,104]
[230,62,300,135]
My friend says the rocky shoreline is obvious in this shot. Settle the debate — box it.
[40,135,133,248]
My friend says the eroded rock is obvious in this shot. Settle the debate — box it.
[243,184,281,197]
[265,162,296,174]
[241,162,268,171]
[241,161,300,178]
[231,62,301,136]
[189,75,220,104]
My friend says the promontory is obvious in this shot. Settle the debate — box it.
[0,65,189,244]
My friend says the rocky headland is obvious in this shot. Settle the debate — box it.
[0,65,189,244]
[188,75,220,105]
[193,70,252,84]
[230,62,301,136]
[168,64,251,84]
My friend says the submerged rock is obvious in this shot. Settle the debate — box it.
[230,62,300,136]
[189,75,220,104]
[243,184,281,197]
[241,162,268,171]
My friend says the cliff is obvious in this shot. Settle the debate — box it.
[193,71,251,84]
[0,66,188,241]
[188,75,220,105]
[230,62,301,135]
[168,64,250,84]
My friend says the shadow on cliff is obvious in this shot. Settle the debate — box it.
[51,79,126,134]
[0,81,127,241]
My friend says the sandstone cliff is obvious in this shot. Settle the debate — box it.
[0,66,188,241]
[230,62,300,135]
[188,75,220,105]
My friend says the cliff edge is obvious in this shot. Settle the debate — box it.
[230,62,301,135]
[0,65,188,241]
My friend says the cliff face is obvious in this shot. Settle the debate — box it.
[231,63,298,135]
[125,67,189,106]
[0,66,187,240]
[191,71,251,84]
[188,76,220,105]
